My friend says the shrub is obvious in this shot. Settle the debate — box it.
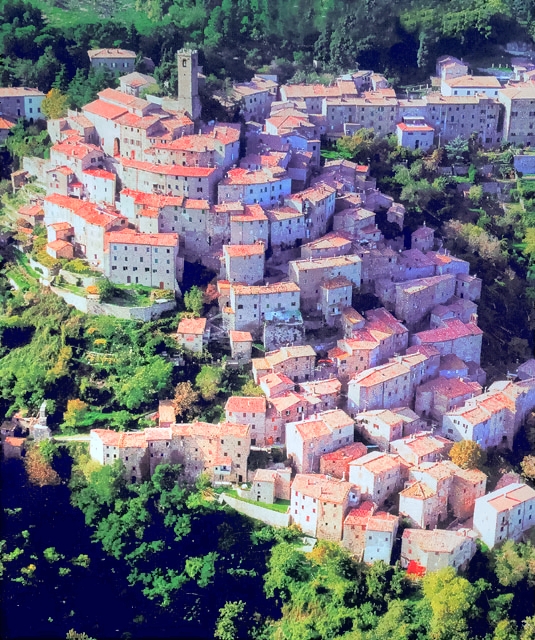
[150,288,174,302]
[65,259,89,274]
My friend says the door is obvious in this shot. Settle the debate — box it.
[159,281,164,289]
[127,276,131,283]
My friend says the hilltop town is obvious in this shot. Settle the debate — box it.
[3,47,535,581]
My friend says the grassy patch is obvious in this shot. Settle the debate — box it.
[109,284,154,307]
[224,489,290,513]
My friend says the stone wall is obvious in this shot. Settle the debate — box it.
[221,493,290,527]
[51,286,176,320]
[22,156,48,186]
[59,269,98,288]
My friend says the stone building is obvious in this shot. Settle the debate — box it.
[411,318,483,365]
[498,82,535,145]
[176,317,209,353]
[229,330,253,364]
[223,242,265,285]
[301,233,353,260]
[252,345,316,384]
[218,167,291,206]
[473,482,535,549]
[399,481,446,530]
[88,48,136,75]
[415,376,482,422]
[349,451,405,506]
[411,226,435,252]
[442,389,517,450]
[119,72,158,97]
[233,75,278,123]
[288,254,361,313]
[265,205,308,250]
[105,230,181,290]
[286,184,337,240]
[377,274,457,328]
[286,409,355,474]
[0,87,45,121]
[355,408,425,451]
[390,433,453,467]
[177,49,202,121]
[319,276,354,326]
[319,442,368,479]
[442,461,487,520]
[230,205,269,246]
[401,528,477,574]
[224,281,301,335]
[224,396,267,447]
[342,501,399,564]
[291,473,360,541]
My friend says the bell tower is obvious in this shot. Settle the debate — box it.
[177,48,202,123]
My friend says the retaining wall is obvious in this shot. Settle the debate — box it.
[221,494,290,527]
[51,287,176,320]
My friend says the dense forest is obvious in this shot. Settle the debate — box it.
[2,447,535,640]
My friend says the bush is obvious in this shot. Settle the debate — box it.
[150,288,174,302]
[65,259,89,274]
[35,250,59,269]
[96,278,117,302]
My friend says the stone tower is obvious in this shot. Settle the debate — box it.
[177,48,202,122]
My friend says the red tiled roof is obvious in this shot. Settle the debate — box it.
[229,330,253,343]
[177,317,207,335]
[224,243,265,257]
[106,230,177,247]
[44,194,124,227]
[121,157,216,177]
[88,48,135,59]
[83,168,115,180]
[83,99,128,120]
[397,122,434,132]
[225,396,266,414]
[121,188,185,208]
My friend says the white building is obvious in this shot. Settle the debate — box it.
[473,483,535,549]
[105,230,181,290]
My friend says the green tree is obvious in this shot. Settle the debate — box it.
[445,136,469,164]
[195,365,223,401]
[41,88,70,120]
[183,285,204,317]
[96,278,117,302]
[240,380,265,396]
[422,567,481,640]
[215,600,246,640]
[62,399,89,431]
[113,356,172,410]
[493,540,535,587]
